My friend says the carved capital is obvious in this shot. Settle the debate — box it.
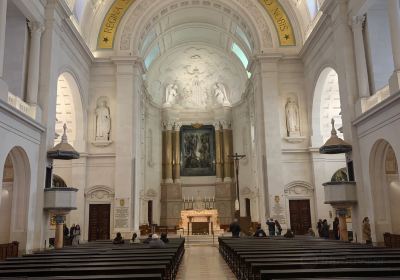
[350,15,366,30]
[28,21,45,34]
[220,120,232,130]
[173,122,182,131]
[162,121,174,131]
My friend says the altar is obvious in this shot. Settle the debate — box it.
[178,209,223,235]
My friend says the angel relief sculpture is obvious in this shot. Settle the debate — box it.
[164,83,178,106]
[214,83,230,106]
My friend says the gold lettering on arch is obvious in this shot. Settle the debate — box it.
[259,0,296,46]
[97,0,136,49]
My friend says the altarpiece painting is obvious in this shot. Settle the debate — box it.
[180,125,216,176]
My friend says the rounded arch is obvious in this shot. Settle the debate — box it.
[55,70,86,152]
[85,185,115,197]
[311,66,343,147]
[116,0,271,55]
[0,146,31,248]
[284,181,314,194]
[369,139,400,241]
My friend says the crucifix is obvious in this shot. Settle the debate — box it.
[228,152,246,218]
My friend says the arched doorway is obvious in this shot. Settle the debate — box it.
[0,147,31,249]
[370,140,400,240]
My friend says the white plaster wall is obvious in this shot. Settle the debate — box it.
[354,94,400,242]
[3,2,29,99]
[365,1,394,92]
[0,103,43,252]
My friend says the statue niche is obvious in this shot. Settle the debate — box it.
[285,97,300,137]
[93,97,112,147]
[164,83,178,107]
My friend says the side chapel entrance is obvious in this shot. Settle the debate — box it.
[289,200,312,235]
[88,204,110,241]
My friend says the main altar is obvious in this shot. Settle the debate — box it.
[178,209,223,235]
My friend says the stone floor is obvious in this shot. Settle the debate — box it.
[176,245,237,280]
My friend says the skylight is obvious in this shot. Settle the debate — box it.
[144,45,160,69]
[231,43,248,69]
[235,26,252,51]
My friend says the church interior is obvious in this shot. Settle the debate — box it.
[1,0,400,278]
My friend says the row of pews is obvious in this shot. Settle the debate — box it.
[219,236,400,280]
[0,238,185,279]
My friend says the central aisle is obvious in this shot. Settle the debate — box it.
[176,245,237,280]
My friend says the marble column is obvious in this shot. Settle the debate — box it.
[222,121,233,182]
[388,0,400,94]
[214,121,223,182]
[163,122,173,183]
[351,16,370,100]
[26,22,44,105]
[337,208,349,241]
[0,0,8,101]
[113,58,145,233]
[173,122,181,183]
[54,215,65,249]
[162,127,167,181]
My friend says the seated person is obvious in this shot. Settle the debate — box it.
[113,232,125,244]
[130,232,140,244]
[283,229,295,238]
[160,232,169,243]
[143,233,153,244]
[149,234,166,249]
[253,225,267,237]
[306,228,316,238]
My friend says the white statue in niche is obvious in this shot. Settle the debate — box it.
[214,83,230,106]
[95,99,111,141]
[285,97,300,137]
[164,83,178,106]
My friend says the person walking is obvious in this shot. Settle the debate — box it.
[69,224,76,243]
[229,218,241,238]
[321,219,330,239]
[266,218,275,236]
[333,217,340,240]
[317,219,323,237]
[275,220,282,236]
[72,224,80,246]
[362,217,372,245]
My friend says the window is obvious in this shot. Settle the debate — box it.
[144,45,160,69]
[231,43,248,69]
[235,26,251,51]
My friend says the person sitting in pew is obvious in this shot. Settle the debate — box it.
[253,225,267,237]
[113,232,125,244]
[143,233,153,244]
[283,229,295,238]
[149,234,166,248]
[160,232,169,243]
[130,232,140,244]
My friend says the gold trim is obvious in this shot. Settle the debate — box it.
[191,123,203,129]
[259,0,296,46]
[97,0,136,49]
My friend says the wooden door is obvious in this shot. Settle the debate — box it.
[148,200,153,225]
[89,204,110,241]
[245,198,251,218]
[289,200,311,235]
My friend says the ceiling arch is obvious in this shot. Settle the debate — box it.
[91,0,308,56]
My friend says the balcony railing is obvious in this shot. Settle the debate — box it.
[7,92,36,119]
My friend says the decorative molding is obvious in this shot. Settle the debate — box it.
[284,181,314,196]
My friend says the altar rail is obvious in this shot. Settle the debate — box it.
[0,242,19,260]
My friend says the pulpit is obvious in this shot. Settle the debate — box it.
[178,209,223,235]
